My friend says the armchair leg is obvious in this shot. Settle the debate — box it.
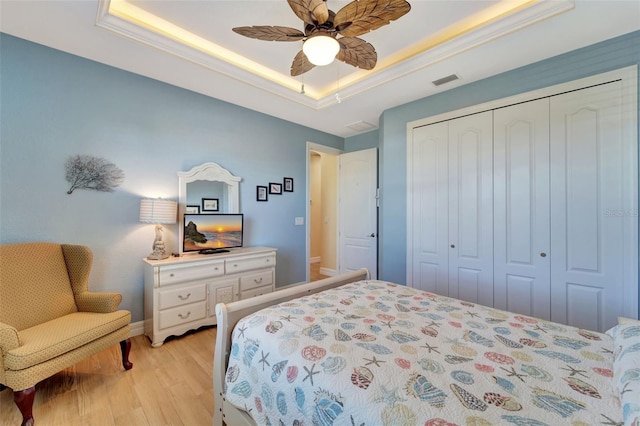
[120,339,133,370]
[14,386,35,426]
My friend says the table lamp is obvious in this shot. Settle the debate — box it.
[140,198,177,260]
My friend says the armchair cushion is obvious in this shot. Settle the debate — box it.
[5,311,130,371]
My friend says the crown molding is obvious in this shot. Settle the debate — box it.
[96,0,573,111]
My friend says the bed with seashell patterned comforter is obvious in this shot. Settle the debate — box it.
[223,279,638,426]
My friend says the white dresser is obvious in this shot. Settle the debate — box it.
[143,246,276,347]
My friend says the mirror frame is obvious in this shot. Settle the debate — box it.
[177,162,242,254]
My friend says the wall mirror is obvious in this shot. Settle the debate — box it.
[178,162,241,254]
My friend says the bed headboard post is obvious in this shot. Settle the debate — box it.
[213,302,230,426]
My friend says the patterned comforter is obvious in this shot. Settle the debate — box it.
[224,280,622,425]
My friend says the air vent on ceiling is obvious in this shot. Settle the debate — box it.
[346,121,377,132]
[432,74,460,87]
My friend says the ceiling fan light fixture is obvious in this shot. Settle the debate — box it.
[303,35,340,66]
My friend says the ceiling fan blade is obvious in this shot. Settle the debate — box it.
[291,50,316,76]
[288,0,330,25]
[334,0,411,37]
[337,37,377,70]
[232,26,305,41]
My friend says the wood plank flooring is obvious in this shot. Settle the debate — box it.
[0,327,216,426]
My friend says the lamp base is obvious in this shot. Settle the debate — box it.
[148,226,169,260]
[147,251,170,260]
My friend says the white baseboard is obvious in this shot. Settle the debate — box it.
[130,320,145,337]
[320,267,337,277]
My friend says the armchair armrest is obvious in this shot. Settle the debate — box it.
[75,292,122,313]
[0,321,21,354]
[0,323,19,385]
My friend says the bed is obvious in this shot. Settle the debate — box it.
[213,269,640,426]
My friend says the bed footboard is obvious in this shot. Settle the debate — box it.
[212,268,370,426]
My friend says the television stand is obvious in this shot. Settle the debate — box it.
[199,249,230,255]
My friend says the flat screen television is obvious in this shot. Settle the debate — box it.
[183,213,243,254]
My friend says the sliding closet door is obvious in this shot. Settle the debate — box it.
[550,81,630,332]
[494,99,551,320]
[410,121,449,295]
[448,112,494,306]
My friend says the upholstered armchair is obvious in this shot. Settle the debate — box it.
[0,242,133,426]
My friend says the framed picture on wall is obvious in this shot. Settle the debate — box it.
[185,205,200,214]
[257,186,268,201]
[284,177,294,192]
[269,182,282,194]
[202,198,219,212]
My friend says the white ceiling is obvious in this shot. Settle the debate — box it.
[1,0,638,137]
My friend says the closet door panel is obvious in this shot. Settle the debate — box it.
[494,98,551,320]
[411,122,449,295]
[448,111,494,306]
[550,81,626,332]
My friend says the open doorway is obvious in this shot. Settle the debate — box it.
[306,142,342,282]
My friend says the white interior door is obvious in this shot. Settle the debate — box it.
[448,112,494,307]
[410,122,449,294]
[494,98,551,320]
[550,81,636,332]
[338,148,378,279]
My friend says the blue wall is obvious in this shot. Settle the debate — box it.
[0,34,343,322]
[378,31,640,289]
[344,129,379,152]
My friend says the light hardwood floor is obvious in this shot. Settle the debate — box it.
[0,327,216,426]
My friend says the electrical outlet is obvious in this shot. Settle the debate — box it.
[295,217,304,225]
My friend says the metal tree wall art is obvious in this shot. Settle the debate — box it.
[65,155,124,194]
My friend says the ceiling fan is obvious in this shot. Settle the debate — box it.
[232,0,411,76]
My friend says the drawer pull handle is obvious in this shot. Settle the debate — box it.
[178,293,191,301]
[266,259,270,262]
[170,273,175,277]
[178,312,191,319]
[254,277,263,284]
[214,267,219,270]
[233,264,238,267]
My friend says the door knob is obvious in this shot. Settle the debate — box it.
[368,233,376,237]
[450,244,455,248]
[540,252,547,257]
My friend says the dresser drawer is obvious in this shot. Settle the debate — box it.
[158,301,207,330]
[158,260,224,286]
[158,283,207,310]
[240,270,273,291]
[226,253,275,274]
[241,285,272,299]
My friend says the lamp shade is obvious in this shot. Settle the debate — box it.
[303,35,340,66]
[139,199,177,224]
